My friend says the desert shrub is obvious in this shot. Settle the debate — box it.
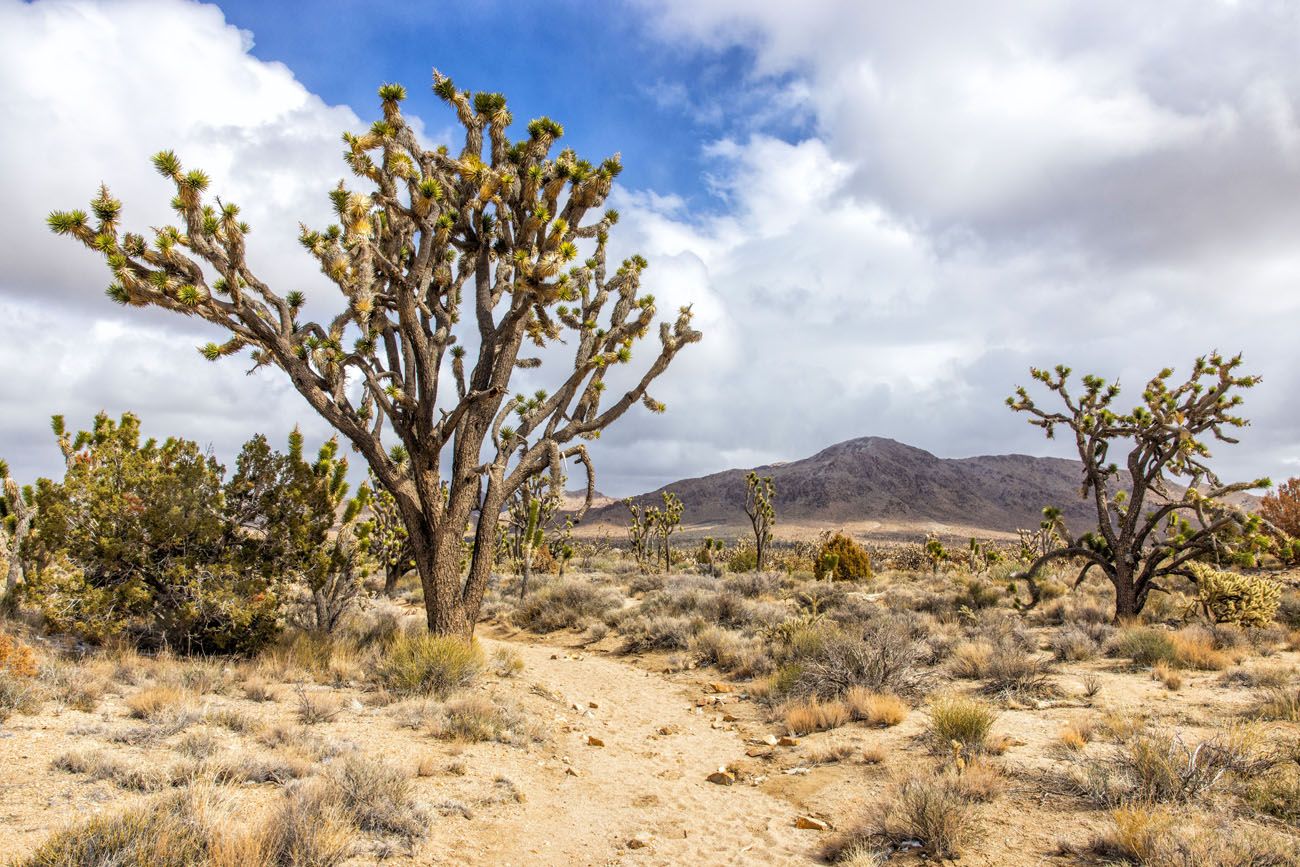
[1075,727,1273,806]
[617,613,702,651]
[1049,624,1101,661]
[783,696,851,734]
[1167,627,1233,670]
[1251,686,1300,721]
[295,688,342,725]
[722,572,784,598]
[510,580,622,633]
[492,647,525,677]
[953,578,1002,611]
[1087,806,1296,867]
[24,414,281,654]
[980,647,1056,698]
[322,754,427,841]
[927,695,998,754]
[1242,762,1300,824]
[374,632,483,697]
[813,533,872,582]
[948,640,993,679]
[53,749,171,792]
[844,686,908,726]
[432,694,526,743]
[1186,563,1282,627]
[0,630,38,677]
[790,618,927,699]
[826,772,981,861]
[689,626,773,678]
[1108,626,1178,666]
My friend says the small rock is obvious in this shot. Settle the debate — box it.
[706,769,735,786]
[349,699,364,712]
[784,766,810,776]
[778,736,799,747]
[565,767,579,777]
[588,701,599,709]
[587,735,605,747]
[722,713,739,722]
[550,654,559,659]
[707,682,734,694]
[763,735,779,746]
[627,833,651,849]
[795,816,831,831]
[657,725,681,736]
[745,747,771,758]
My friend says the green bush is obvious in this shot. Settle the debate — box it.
[25,414,280,654]
[813,533,872,581]
[374,631,483,696]
[927,695,998,754]
[1107,626,1177,666]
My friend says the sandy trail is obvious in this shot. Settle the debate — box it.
[449,631,819,866]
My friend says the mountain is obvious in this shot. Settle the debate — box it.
[577,436,1119,539]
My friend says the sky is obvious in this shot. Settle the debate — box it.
[1,0,1299,497]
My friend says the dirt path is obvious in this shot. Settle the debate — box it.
[446,632,820,866]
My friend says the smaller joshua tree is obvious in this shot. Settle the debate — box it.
[1007,353,1269,620]
[625,497,654,573]
[0,461,36,596]
[506,473,562,598]
[651,491,683,573]
[360,464,415,597]
[743,472,776,571]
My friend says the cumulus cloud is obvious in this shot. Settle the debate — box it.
[0,0,365,479]
[616,0,1300,487]
[2,0,1297,499]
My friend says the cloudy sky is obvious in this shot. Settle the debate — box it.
[2,0,1298,495]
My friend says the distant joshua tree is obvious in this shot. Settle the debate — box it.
[743,471,775,571]
[1007,354,1268,620]
[48,73,700,637]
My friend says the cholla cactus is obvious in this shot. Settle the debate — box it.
[48,74,701,638]
[0,460,36,594]
[1186,562,1281,627]
[1008,354,1268,620]
[744,472,776,571]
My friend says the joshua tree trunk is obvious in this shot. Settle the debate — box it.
[383,561,403,597]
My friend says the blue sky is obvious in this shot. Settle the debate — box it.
[2,0,1300,497]
[217,0,797,213]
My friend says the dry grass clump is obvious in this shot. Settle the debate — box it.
[1084,806,1296,867]
[1108,625,1235,671]
[844,686,908,727]
[1048,624,1102,661]
[783,696,852,735]
[242,677,280,702]
[1072,726,1274,806]
[296,688,342,725]
[321,754,428,842]
[689,626,773,679]
[787,619,928,700]
[126,685,193,721]
[510,580,622,633]
[53,749,171,792]
[43,663,109,712]
[979,646,1057,699]
[432,694,530,743]
[947,640,993,679]
[1058,719,1096,753]
[491,647,525,677]
[192,751,315,786]
[617,613,702,651]
[0,669,42,720]
[824,770,984,862]
[927,695,998,754]
[1152,659,1183,690]
[1241,761,1300,825]
[374,631,483,697]
[1251,685,1300,721]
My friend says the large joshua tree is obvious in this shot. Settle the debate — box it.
[1007,354,1268,620]
[47,73,701,637]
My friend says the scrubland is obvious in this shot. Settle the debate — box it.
[3,544,1298,866]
